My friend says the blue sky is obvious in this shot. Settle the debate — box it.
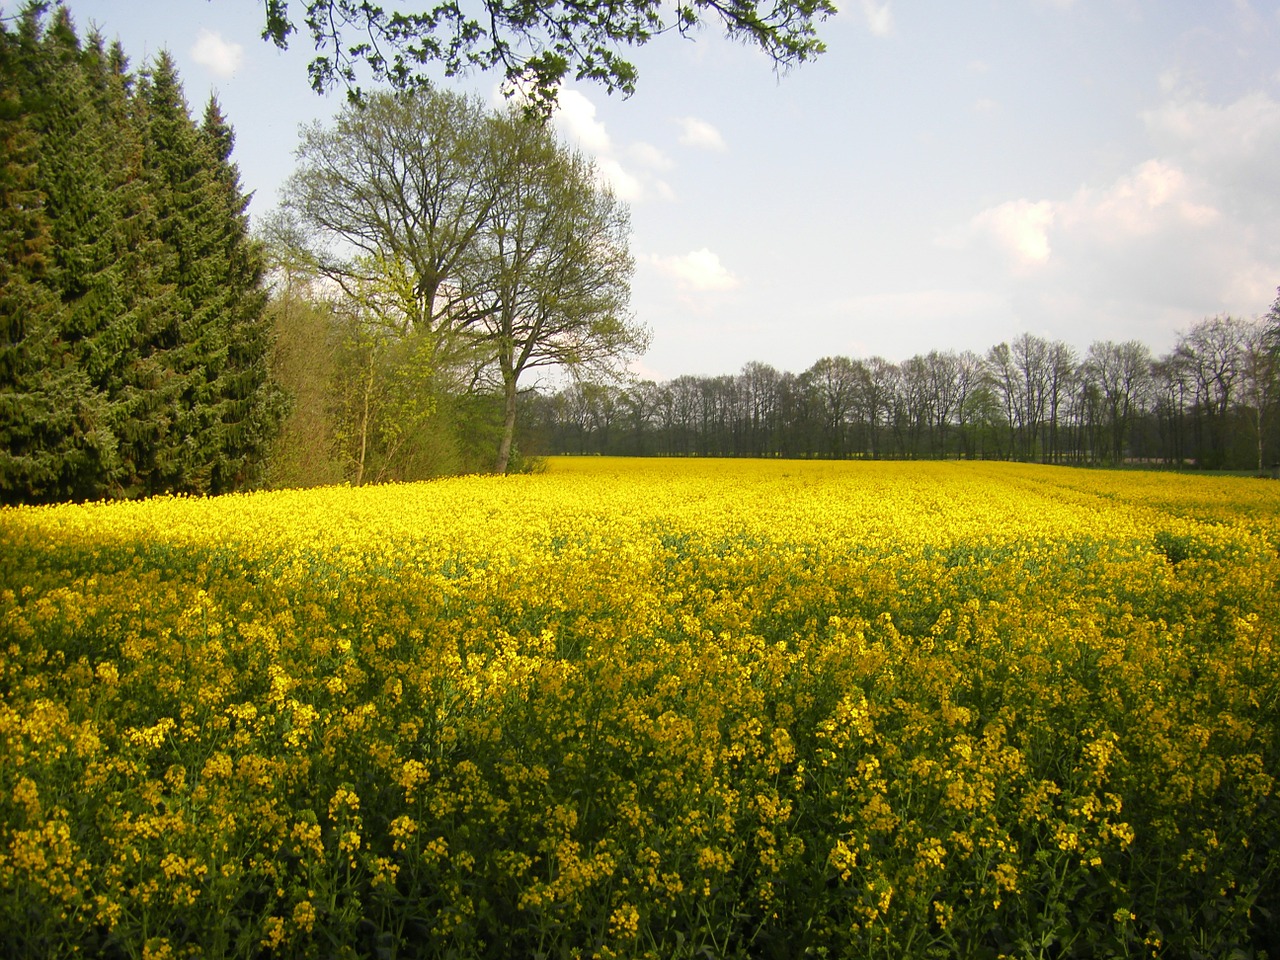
[11,0,1280,381]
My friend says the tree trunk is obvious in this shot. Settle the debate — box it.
[1256,406,1264,474]
[356,356,374,486]
[495,372,519,473]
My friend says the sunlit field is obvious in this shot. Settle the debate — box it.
[2,458,1278,959]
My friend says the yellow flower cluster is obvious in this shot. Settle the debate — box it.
[1,458,1277,958]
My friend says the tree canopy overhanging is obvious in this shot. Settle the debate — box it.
[258,0,837,110]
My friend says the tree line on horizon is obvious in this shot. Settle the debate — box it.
[526,305,1280,473]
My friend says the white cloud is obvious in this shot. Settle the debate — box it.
[951,155,1224,273]
[544,88,677,203]
[647,249,740,292]
[648,179,678,202]
[942,122,1275,345]
[1143,91,1280,156]
[191,29,244,78]
[1157,70,1182,95]
[965,199,1056,268]
[595,158,645,202]
[627,141,675,172]
[1063,159,1219,235]
[553,89,613,154]
[675,116,727,152]
[1142,91,1280,209]
[859,0,893,36]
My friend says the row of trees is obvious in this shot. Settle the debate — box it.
[529,306,1280,472]
[0,4,283,504]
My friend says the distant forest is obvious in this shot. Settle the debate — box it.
[525,310,1280,473]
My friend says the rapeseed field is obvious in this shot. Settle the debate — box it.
[1,458,1277,959]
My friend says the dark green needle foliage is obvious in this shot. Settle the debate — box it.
[0,2,283,504]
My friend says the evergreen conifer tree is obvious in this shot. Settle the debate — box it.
[80,31,178,498]
[136,51,219,493]
[137,57,283,495]
[0,5,121,502]
[198,96,286,493]
[0,3,283,503]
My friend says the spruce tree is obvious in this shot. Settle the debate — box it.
[135,51,215,493]
[199,96,285,493]
[138,57,283,495]
[0,4,121,503]
[0,3,283,502]
[81,31,179,498]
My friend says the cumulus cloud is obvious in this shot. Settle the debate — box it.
[943,86,1280,341]
[647,249,740,292]
[1144,91,1280,160]
[548,88,674,202]
[191,29,243,78]
[675,116,727,151]
[1142,90,1280,214]
[627,141,676,172]
[859,0,893,36]
[954,159,1220,270]
[1064,159,1219,235]
[956,199,1056,269]
[593,158,644,202]
[1157,69,1182,95]
[553,89,612,154]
